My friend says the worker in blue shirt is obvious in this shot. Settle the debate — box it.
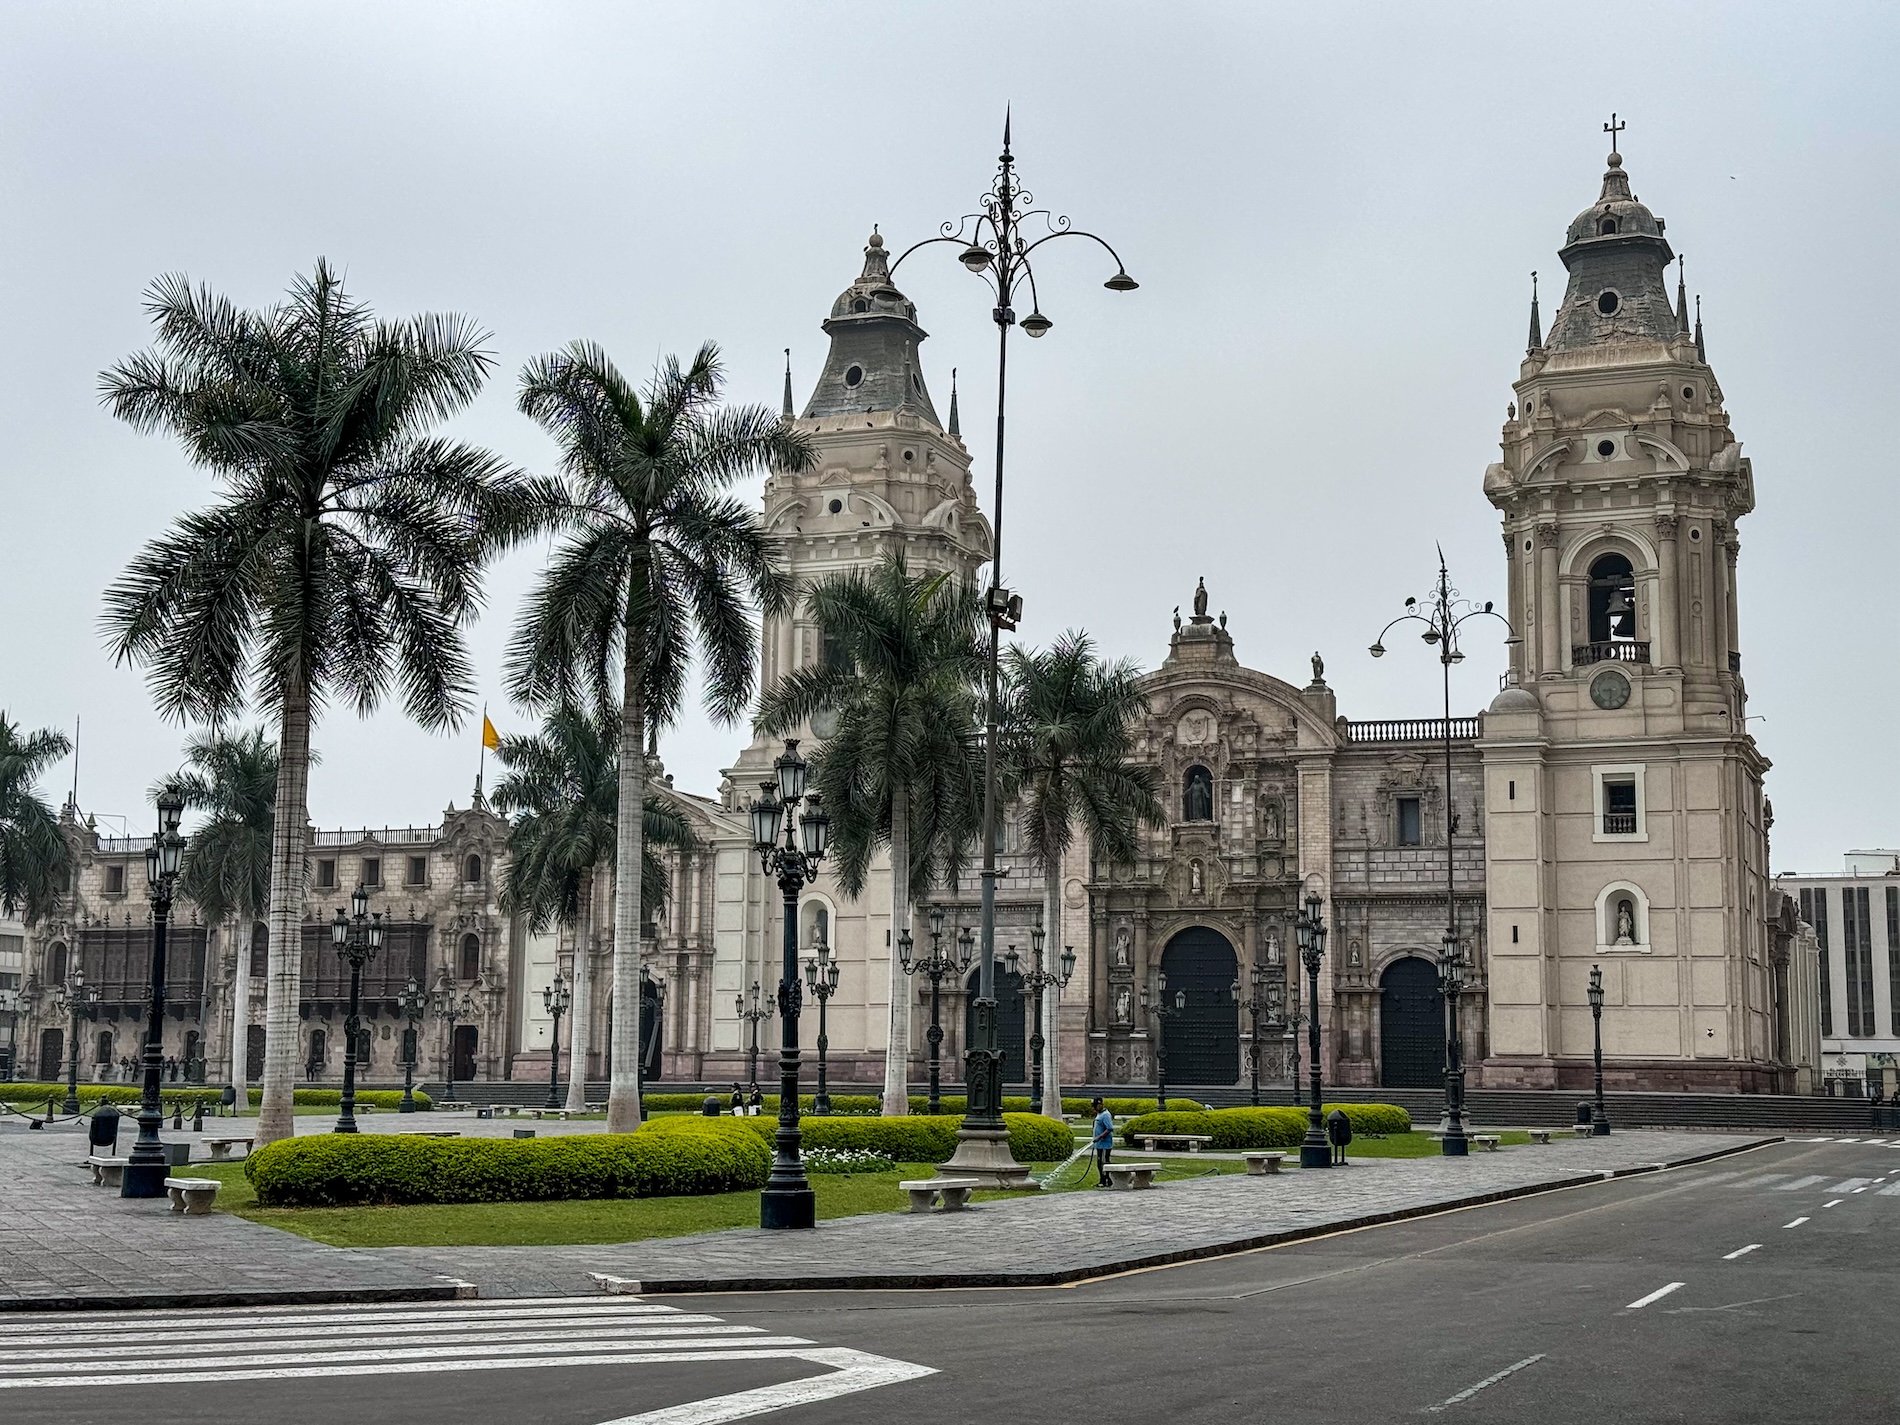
[1091,1096,1115,1187]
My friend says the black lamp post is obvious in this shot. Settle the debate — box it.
[1371,552,1514,1158]
[899,908,973,1116]
[1436,930,1470,1156]
[736,981,773,1095]
[543,971,570,1109]
[1139,970,1186,1113]
[1007,926,1074,1116]
[395,975,424,1113]
[894,118,1135,1177]
[1234,960,1285,1108]
[123,782,186,1198]
[330,885,383,1134]
[0,986,18,1082]
[1588,964,1611,1135]
[803,930,840,1116]
[51,971,99,1115]
[749,737,831,1231]
[1296,888,1330,1170]
[640,965,665,1117]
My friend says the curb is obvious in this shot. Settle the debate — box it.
[631,1135,1781,1295]
[0,1282,472,1315]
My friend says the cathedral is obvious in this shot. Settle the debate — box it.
[12,137,1787,1099]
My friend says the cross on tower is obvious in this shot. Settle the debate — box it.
[1604,112,1626,156]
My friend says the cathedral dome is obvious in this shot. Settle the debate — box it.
[1562,154,1666,248]
[802,231,942,427]
[1488,684,1540,714]
[1545,149,1681,356]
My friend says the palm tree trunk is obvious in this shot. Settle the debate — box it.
[882,783,912,1117]
[564,869,595,1114]
[227,915,249,1094]
[257,682,311,1144]
[606,637,648,1134]
[1043,859,1064,1118]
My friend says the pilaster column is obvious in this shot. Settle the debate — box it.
[1653,513,1680,670]
[1723,535,1741,671]
[1711,518,1732,671]
[1535,523,1562,677]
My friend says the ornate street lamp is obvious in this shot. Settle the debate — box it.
[1234,959,1285,1108]
[123,782,186,1197]
[329,885,383,1134]
[900,908,974,1116]
[1296,888,1331,1170]
[50,970,100,1115]
[803,928,841,1116]
[542,971,571,1109]
[894,115,1135,1183]
[1588,964,1611,1135]
[395,975,425,1113]
[749,738,831,1230]
[1006,925,1075,1116]
[640,965,665,1117]
[1436,930,1470,1156]
[735,981,773,1095]
[429,977,478,1103]
[0,986,18,1083]
[1370,551,1515,1157]
[1138,970,1187,1113]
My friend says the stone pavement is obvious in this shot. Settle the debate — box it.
[0,1120,462,1311]
[376,1130,1773,1297]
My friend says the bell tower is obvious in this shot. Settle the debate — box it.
[1478,126,1779,1092]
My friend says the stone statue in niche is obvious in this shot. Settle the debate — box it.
[1193,577,1209,619]
[1615,898,1636,946]
[1183,766,1214,821]
[1348,938,1363,967]
[1260,801,1279,838]
[1115,986,1132,1023]
[1264,927,1280,965]
[1189,859,1205,896]
[1113,921,1132,968]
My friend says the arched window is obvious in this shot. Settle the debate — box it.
[460,933,482,981]
[463,854,482,884]
[1587,554,1637,644]
[95,1030,114,1065]
[249,922,269,979]
[1599,217,1619,235]
[306,1029,326,1075]
[47,942,67,985]
[1183,765,1214,822]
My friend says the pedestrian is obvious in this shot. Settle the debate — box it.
[1090,1096,1115,1187]
[748,1086,764,1117]
[730,1082,744,1117]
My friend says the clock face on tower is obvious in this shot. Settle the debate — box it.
[1590,669,1632,710]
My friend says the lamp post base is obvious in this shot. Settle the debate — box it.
[1593,1117,1611,1136]
[1440,1132,1469,1157]
[1299,1139,1331,1170]
[120,1160,169,1199]
[937,1127,1034,1189]
[760,1185,816,1230]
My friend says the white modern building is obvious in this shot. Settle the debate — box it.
[1775,850,1900,1097]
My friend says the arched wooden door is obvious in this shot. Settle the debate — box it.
[1379,956,1445,1088]
[39,1027,63,1081]
[1159,928,1240,1084]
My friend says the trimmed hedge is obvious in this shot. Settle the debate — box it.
[0,1083,429,1112]
[745,1112,1075,1164]
[1121,1103,1412,1149]
[910,1095,1202,1117]
[244,1116,768,1207]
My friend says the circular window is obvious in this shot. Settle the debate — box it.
[901,449,914,462]
[827,498,842,514]
[1524,539,1533,552]
[1597,291,1621,316]
[1596,439,1617,459]
[1689,527,1702,542]
[843,365,863,387]
[1590,670,1632,711]
[1682,386,1695,401]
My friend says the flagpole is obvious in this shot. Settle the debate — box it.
[476,702,487,807]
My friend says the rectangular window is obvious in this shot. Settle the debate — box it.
[249,928,268,981]
[1889,887,1900,1036]
[1396,797,1422,847]
[406,856,427,887]
[1846,886,1875,1038]
[104,864,125,894]
[1803,888,1832,1037]
[362,857,381,888]
[1602,780,1638,836]
[316,858,337,890]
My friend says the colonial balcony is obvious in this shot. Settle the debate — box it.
[1572,641,1650,667]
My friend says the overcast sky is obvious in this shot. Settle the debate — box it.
[2,2,1894,874]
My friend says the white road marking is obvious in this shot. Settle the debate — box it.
[1800,1137,1833,1143]
[1722,1244,1762,1260]
[3,1325,766,1363]
[1834,1138,1861,1143]
[1828,1179,1874,1193]
[1782,1217,1809,1228]
[0,1315,730,1349]
[1774,1175,1827,1191]
[0,1302,689,1336]
[1823,1199,1844,1208]
[595,1347,937,1424]
[1877,1183,1900,1197]
[1734,1173,1790,1188]
[1853,1187,1870,1194]
[1625,1282,1686,1309]
[1422,1354,1546,1413]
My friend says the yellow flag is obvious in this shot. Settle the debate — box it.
[481,714,501,750]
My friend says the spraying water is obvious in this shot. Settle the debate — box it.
[1035,1142,1097,1191]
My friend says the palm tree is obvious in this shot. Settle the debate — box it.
[493,705,694,1112]
[756,553,986,1116]
[169,728,279,1091]
[1001,633,1163,1115]
[100,261,544,1143]
[507,342,810,1132]
[0,714,72,924]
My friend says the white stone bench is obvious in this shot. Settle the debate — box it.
[436,1101,470,1111]
[400,1130,460,1138]
[1473,1134,1501,1152]
[1104,1162,1162,1190]
[1571,1123,1595,1139]
[1529,1129,1553,1145]
[204,1136,254,1161]
[899,1178,982,1213]
[527,1108,573,1120]
[1135,1133,1213,1153]
[86,1155,129,1188]
[164,1176,221,1215]
[1243,1151,1287,1175]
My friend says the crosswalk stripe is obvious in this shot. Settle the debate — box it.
[0,1301,686,1336]
[1775,1175,1828,1191]
[1731,1173,1790,1189]
[0,1310,719,1348]
[1876,1182,1900,1196]
[1827,1179,1874,1193]
[0,1325,765,1362]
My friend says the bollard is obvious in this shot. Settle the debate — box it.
[172,1102,184,1131]
[191,1099,205,1133]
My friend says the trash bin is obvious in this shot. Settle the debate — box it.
[220,1084,239,1117]
[1326,1108,1353,1165]
[702,1095,722,1117]
[88,1101,122,1155]
[1576,1101,1595,1127]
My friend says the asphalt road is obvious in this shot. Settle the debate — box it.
[11,1135,1897,1424]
